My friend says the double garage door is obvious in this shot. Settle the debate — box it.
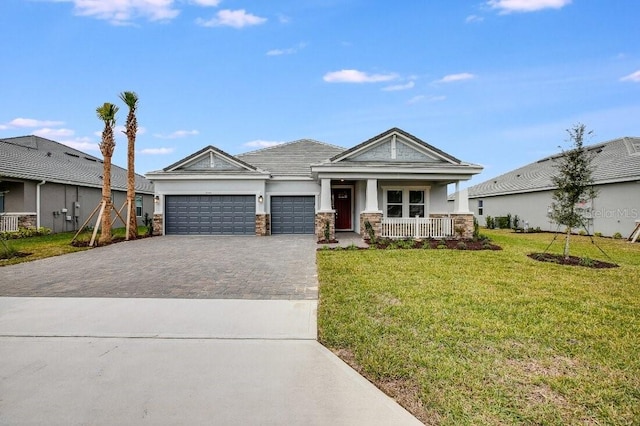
[165,195,255,235]
[165,195,315,235]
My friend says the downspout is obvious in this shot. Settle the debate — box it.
[36,180,46,229]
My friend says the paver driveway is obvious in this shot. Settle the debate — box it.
[1,235,318,299]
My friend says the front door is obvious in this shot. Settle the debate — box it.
[332,187,352,230]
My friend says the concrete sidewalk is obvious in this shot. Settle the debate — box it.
[0,297,422,425]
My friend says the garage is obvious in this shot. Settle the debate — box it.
[165,195,256,235]
[270,196,316,234]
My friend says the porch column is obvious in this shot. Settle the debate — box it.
[364,179,380,212]
[453,182,471,213]
[319,178,332,211]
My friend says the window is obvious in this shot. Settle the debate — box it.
[135,195,143,217]
[386,190,403,218]
[478,200,484,216]
[384,187,429,218]
[409,190,425,217]
[0,193,4,213]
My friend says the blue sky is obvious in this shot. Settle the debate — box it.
[1,0,639,187]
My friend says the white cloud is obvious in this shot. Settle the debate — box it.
[196,9,267,28]
[487,0,571,14]
[266,42,307,56]
[138,147,175,154]
[59,137,100,152]
[52,0,180,25]
[620,70,640,83]
[6,117,65,128]
[382,81,415,91]
[407,95,425,104]
[189,0,221,6]
[154,130,199,139]
[33,128,75,138]
[244,140,285,148]
[465,14,484,23]
[408,95,447,104]
[323,69,398,84]
[436,73,476,83]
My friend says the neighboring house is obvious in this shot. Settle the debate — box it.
[457,136,640,237]
[146,128,483,240]
[0,135,154,233]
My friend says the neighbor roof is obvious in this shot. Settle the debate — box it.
[0,135,153,193]
[237,139,345,176]
[467,137,640,198]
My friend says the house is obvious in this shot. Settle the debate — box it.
[146,128,483,240]
[0,135,154,233]
[459,136,640,237]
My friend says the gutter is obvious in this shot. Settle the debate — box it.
[36,180,46,228]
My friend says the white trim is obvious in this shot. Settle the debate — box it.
[164,147,256,173]
[146,173,269,181]
[265,191,320,214]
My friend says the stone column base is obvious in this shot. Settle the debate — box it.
[360,212,382,240]
[451,213,474,239]
[315,212,335,242]
[256,214,270,236]
[153,213,163,236]
[19,214,37,229]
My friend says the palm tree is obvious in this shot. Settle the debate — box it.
[119,91,139,240]
[96,102,119,245]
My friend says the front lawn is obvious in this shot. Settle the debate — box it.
[0,227,149,266]
[317,230,640,425]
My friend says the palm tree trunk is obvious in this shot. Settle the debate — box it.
[127,145,137,240]
[99,155,112,244]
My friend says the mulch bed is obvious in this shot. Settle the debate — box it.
[528,252,618,268]
[0,251,32,260]
[71,233,153,247]
[320,238,502,251]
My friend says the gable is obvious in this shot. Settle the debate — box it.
[179,151,244,171]
[332,128,460,165]
[163,145,258,173]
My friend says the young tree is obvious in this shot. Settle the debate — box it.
[548,123,598,259]
[119,91,139,240]
[96,102,119,245]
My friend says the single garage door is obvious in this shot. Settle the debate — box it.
[271,196,315,234]
[165,195,255,235]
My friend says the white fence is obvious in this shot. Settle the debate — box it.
[381,216,455,239]
[0,214,19,232]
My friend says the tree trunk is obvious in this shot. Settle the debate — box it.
[563,226,571,259]
[99,155,113,244]
[126,141,137,240]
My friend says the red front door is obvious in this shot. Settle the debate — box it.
[332,188,352,230]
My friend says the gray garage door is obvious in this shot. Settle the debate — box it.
[165,195,255,235]
[271,196,315,234]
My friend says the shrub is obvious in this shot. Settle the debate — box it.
[456,241,467,250]
[143,213,154,236]
[512,214,520,230]
[364,220,376,244]
[0,227,51,240]
[485,216,495,229]
[578,229,587,236]
[613,232,622,239]
[496,216,510,229]
[579,257,594,267]
[594,232,602,237]
[473,217,481,240]
[323,219,331,241]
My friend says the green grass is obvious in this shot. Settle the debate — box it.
[0,227,148,267]
[317,230,640,425]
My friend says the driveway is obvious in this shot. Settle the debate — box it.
[1,235,318,300]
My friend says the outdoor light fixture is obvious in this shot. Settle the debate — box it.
[258,195,264,203]
[154,195,160,203]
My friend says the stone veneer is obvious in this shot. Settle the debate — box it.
[360,212,382,239]
[256,214,270,236]
[451,214,474,239]
[153,213,163,235]
[18,214,37,229]
[315,212,335,242]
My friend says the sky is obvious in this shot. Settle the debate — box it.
[1,0,639,188]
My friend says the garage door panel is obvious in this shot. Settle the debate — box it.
[271,196,315,234]
[165,195,255,235]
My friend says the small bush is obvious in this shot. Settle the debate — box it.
[485,216,495,229]
[578,229,587,236]
[1,227,52,240]
[579,257,595,267]
[594,232,602,237]
[456,241,467,250]
[364,220,376,244]
[613,232,622,239]
[323,219,331,242]
[512,214,520,230]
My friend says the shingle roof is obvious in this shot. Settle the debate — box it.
[161,144,259,172]
[236,139,345,176]
[0,135,153,193]
[467,137,640,198]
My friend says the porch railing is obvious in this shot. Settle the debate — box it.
[0,214,19,233]
[381,216,455,239]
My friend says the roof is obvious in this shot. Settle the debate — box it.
[0,135,154,193]
[467,136,640,198]
[162,145,260,173]
[330,127,462,164]
[237,139,345,176]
